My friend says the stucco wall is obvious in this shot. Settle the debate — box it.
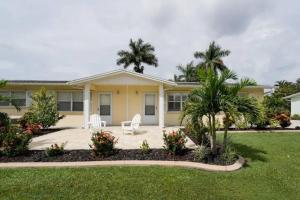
[92,85,159,125]
[0,83,265,127]
[164,87,265,126]
[291,97,300,115]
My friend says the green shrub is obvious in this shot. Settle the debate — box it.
[291,114,300,120]
[0,112,10,131]
[248,104,270,129]
[275,113,291,128]
[234,116,248,129]
[27,88,61,128]
[140,140,150,154]
[194,145,210,162]
[163,129,187,155]
[184,121,209,146]
[45,143,65,157]
[269,119,279,129]
[1,126,32,157]
[89,131,118,156]
[220,140,237,164]
[0,112,10,145]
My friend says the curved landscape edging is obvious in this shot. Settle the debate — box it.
[0,156,245,171]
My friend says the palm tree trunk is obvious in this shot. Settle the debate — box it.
[211,114,217,154]
[223,113,229,149]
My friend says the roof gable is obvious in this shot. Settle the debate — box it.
[67,69,176,86]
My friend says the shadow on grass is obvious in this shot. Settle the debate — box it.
[232,143,268,163]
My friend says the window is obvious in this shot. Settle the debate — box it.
[11,92,26,107]
[167,93,187,111]
[57,92,83,111]
[0,91,10,106]
[145,94,155,116]
[0,91,26,107]
[72,92,83,111]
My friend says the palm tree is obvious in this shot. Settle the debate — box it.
[181,68,259,153]
[175,61,198,82]
[117,38,158,73]
[194,41,230,74]
[0,80,20,111]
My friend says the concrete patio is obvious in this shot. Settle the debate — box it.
[29,126,197,150]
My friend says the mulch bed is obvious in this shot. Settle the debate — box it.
[0,149,194,163]
[0,149,236,166]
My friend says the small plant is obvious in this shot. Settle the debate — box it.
[163,129,187,155]
[234,116,248,130]
[275,113,291,128]
[1,126,32,157]
[140,140,151,154]
[45,143,65,157]
[194,145,210,162]
[220,140,237,165]
[291,114,300,120]
[90,131,118,156]
[269,119,279,129]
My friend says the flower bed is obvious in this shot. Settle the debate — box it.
[0,149,237,166]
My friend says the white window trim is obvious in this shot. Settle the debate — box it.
[56,91,83,112]
[167,93,188,112]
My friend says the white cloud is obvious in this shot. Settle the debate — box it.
[0,0,299,85]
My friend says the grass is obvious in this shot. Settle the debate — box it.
[0,132,300,200]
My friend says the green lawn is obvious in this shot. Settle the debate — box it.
[0,133,300,200]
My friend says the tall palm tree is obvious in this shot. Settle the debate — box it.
[194,41,230,74]
[175,61,198,82]
[117,38,158,73]
[0,80,20,111]
[181,68,259,153]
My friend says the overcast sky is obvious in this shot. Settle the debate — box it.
[0,0,299,85]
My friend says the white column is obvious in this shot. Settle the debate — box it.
[83,84,91,129]
[159,84,165,128]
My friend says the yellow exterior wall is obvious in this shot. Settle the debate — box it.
[92,85,158,125]
[0,82,265,127]
[0,84,83,128]
[164,86,264,126]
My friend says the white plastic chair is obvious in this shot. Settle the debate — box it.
[88,114,107,133]
[121,114,141,135]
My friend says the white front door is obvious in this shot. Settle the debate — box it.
[99,93,112,125]
[143,93,158,125]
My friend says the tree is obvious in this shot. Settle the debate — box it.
[117,38,158,73]
[181,68,259,154]
[28,88,60,128]
[175,61,199,82]
[194,41,230,74]
[0,80,20,111]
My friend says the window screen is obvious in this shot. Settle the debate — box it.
[57,92,71,111]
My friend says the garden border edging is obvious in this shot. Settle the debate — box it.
[0,155,245,171]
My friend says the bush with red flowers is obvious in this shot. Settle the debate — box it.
[89,131,118,156]
[1,126,32,157]
[275,113,291,128]
[23,123,43,135]
[163,129,187,155]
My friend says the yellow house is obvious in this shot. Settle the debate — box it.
[0,70,265,128]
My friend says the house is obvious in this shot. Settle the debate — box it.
[284,92,300,115]
[0,70,265,128]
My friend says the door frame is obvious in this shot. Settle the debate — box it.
[98,92,113,125]
[143,92,158,125]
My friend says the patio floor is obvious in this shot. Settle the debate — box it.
[29,126,197,150]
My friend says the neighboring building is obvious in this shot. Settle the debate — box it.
[0,70,265,128]
[284,92,300,115]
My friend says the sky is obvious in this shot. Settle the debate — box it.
[0,0,300,85]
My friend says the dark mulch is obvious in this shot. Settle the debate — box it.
[0,149,195,163]
[0,149,236,165]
